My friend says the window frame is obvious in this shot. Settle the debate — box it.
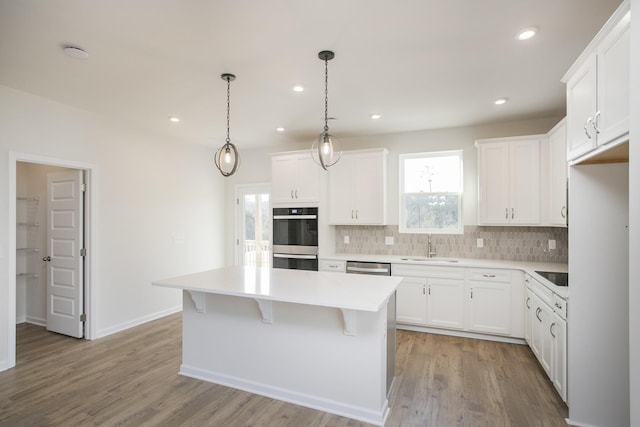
[399,150,464,235]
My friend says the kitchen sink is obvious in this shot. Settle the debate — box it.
[399,257,459,263]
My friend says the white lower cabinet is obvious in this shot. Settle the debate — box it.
[393,264,522,339]
[426,278,465,330]
[396,276,427,325]
[551,311,567,402]
[526,274,568,402]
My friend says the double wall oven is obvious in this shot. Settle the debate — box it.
[272,207,318,271]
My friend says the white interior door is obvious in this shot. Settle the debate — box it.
[46,170,84,338]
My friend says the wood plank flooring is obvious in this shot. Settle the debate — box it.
[0,314,567,426]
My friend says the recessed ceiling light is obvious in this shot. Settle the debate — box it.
[169,116,180,123]
[292,85,305,93]
[276,127,285,132]
[370,114,381,120]
[516,27,537,41]
[494,98,509,105]
[62,45,89,59]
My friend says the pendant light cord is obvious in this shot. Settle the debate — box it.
[226,77,231,143]
[324,58,329,133]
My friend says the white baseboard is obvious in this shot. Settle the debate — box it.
[96,305,182,339]
[396,323,527,345]
[15,315,26,324]
[564,418,599,427]
[26,316,46,326]
[0,359,10,373]
[180,364,389,426]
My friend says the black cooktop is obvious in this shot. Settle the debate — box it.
[535,271,568,287]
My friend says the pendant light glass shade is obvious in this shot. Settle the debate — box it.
[311,50,341,170]
[215,73,240,177]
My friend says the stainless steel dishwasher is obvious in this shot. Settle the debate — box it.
[346,261,396,396]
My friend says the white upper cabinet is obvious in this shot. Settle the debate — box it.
[271,151,320,206]
[328,148,388,225]
[476,136,541,225]
[547,119,568,226]
[564,5,630,162]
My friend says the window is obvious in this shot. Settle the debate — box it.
[399,150,463,234]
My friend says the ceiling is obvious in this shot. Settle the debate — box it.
[0,0,623,150]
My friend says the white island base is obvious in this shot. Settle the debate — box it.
[154,267,399,426]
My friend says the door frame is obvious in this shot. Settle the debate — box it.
[7,152,97,369]
[234,183,271,266]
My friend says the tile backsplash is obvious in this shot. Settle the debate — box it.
[334,225,568,264]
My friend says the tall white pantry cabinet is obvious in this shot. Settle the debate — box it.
[562,1,631,426]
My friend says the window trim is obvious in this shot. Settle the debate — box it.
[399,150,464,235]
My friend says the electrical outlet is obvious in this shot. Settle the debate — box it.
[548,239,556,250]
[477,238,484,248]
[385,236,394,245]
[344,235,350,244]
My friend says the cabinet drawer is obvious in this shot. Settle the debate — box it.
[318,259,346,273]
[391,264,465,279]
[466,268,512,283]
[527,275,554,306]
[553,294,567,320]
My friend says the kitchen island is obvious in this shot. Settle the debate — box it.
[153,266,401,426]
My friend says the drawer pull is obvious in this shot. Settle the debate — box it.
[536,307,542,322]
[482,274,496,278]
[526,297,531,309]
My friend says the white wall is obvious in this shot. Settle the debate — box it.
[629,0,639,425]
[1,85,226,371]
[223,116,562,262]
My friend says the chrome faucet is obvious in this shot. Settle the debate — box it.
[427,234,437,258]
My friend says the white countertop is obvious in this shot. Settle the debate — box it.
[153,266,401,312]
[322,253,569,298]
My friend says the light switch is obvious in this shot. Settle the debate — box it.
[477,238,484,248]
[344,235,350,244]
[385,236,394,245]
[548,239,556,250]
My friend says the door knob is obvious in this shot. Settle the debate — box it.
[43,256,51,262]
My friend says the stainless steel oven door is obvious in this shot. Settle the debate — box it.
[272,252,318,271]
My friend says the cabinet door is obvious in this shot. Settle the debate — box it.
[466,281,511,335]
[352,152,385,224]
[548,122,568,226]
[426,278,465,330]
[524,286,533,345]
[295,155,320,203]
[509,139,540,224]
[566,54,598,160]
[596,12,630,146]
[478,142,510,224]
[328,155,354,224]
[396,277,428,325]
[271,155,298,204]
[531,294,552,376]
[551,312,567,402]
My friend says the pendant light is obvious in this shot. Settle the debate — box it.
[311,50,341,170]
[214,73,240,177]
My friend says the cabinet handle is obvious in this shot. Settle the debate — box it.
[526,297,531,309]
[511,208,515,219]
[584,117,593,139]
[295,190,298,199]
[482,274,496,278]
[470,288,473,299]
[536,307,542,322]
[290,190,294,199]
[428,286,430,295]
[355,210,358,220]
[561,206,566,219]
[505,208,508,219]
[550,322,556,338]
[42,256,51,262]
[593,111,601,134]
[424,286,427,295]
[351,210,354,219]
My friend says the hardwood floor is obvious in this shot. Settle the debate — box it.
[0,314,567,426]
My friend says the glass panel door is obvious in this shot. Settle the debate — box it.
[236,184,271,267]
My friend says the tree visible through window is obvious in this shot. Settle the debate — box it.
[399,150,463,234]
